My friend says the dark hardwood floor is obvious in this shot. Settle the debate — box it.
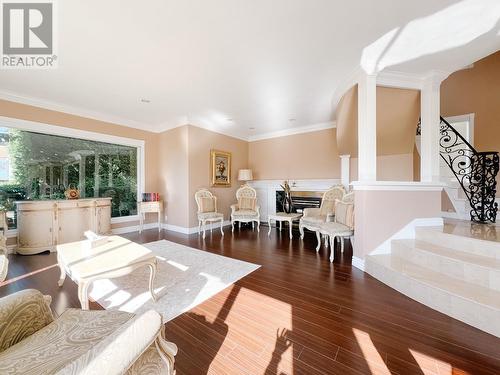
[1,225,500,374]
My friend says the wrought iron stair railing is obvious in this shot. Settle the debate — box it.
[437,117,499,223]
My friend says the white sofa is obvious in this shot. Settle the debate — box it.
[0,289,177,374]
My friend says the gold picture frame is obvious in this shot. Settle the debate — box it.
[211,149,232,187]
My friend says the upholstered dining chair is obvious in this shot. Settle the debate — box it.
[195,189,224,239]
[299,185,346,239]
[315,192,355,262]
[230,185,260,232]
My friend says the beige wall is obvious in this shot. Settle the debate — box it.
[376,87,420,156]
[441,51,500,194]
[158,126,190,228]
[335,86,420,158]
[248,128,340,181]
[376,154,414,181]
[336,85,358,156]
[350,154,414,182]
[187,126,249,227]
[441,51,500,153]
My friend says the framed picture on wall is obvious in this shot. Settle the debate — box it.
[211,149,232,187]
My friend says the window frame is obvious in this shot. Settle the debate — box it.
[0,116,145,226]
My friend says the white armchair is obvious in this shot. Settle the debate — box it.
[315,191,355,262]
[231,185,260,232]
[195,189,224,238]
[0,289,177,374]
[299,185,346,239]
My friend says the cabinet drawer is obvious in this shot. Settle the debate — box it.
[139,202,161,212]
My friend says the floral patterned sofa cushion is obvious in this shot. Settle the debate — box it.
[0,308,134,374]
[0,289,177,375]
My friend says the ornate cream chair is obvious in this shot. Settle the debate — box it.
[315,191,354,262]
[195,189,224,238]
[0,289,177,374]
[231,185,260,232]
[299,185,346,239]
[0,211,8,282]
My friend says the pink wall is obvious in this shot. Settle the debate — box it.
[354,189,441,260]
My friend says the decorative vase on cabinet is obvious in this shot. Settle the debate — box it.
[16,198,112,255]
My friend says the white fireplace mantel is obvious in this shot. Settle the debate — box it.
[248,179,341,221]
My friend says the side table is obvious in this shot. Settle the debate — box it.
[267,212,302,239]
[138,201,162,233]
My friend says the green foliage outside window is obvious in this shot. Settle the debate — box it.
[0,129,138,228]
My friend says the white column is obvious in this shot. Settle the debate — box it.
[340,154,351,189]
[420,75,442,182]
[357,73,377,181]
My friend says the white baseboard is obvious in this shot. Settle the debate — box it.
[111,222,159,234]
[113,220,232,235]
[352,256,365,271]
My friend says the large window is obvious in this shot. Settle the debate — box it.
[0,127,139,229]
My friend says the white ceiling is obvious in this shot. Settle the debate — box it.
[0,0,499,140]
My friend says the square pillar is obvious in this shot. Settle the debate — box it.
[357,73,377,181]
[420,75,441,182]
[340,154,351,189]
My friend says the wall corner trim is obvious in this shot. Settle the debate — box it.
[248,121,336,142]
[351,256,365,271]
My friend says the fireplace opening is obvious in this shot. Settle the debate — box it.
[276,191,322,214]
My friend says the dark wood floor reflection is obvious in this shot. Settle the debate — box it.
[1,225,500,374]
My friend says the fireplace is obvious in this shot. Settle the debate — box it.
[276,191,322,214]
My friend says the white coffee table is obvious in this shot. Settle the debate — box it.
[267,212,302,239]
[57,236,158,310]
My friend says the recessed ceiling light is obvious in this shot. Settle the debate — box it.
[140,98,151,103]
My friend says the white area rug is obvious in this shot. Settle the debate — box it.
[88,240,260,322]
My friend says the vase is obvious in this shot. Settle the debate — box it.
[283,194,293,213]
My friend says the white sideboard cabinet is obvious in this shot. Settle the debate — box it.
[16,198,112,255]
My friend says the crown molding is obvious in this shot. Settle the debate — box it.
[377,70,426,89]
[158,119,336,142]
[377,69,454,90]
[156,120,249,142]
[248,121,336,142]
[0,89,159,132]
[0,89,336,142]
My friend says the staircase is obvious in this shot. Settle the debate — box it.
[416,117,500,223]
[366,222,500,337]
